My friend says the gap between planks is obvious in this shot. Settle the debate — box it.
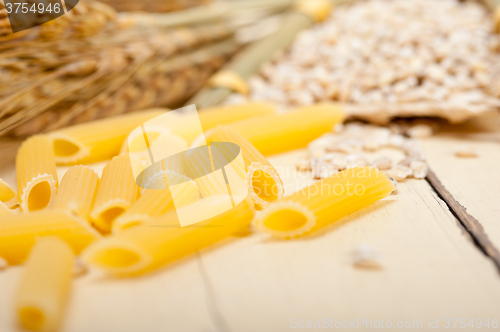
[426,169,500,274]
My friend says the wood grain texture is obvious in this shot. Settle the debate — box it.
[421,113,500,266]
[427,169,500,273]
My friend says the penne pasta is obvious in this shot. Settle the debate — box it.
[121,127,186,161]
[173,103,276,144]
[52,166,99,219]
[253,167,396,239]
[215,103,345,156]
[48,109,166,165]
[133,134,189,191]
[206,125,284,208]
[113,174,200,233]
[83,195,255,276]
[0,210,100,265]
[90,155,141,234]
[184,144,248,205]
[197,102,276,135]
[0,201,13,215]
[16,135,58,212]
[16,237,74,332]
[120,103,275,155]
[0,178,17,209]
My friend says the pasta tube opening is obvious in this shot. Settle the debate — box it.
[27,180,53,211]
[17,135,58,212]
[90,155,140,234]
[83,240,151,275]
[0,178,17,208]
[100,206,126,226]
[256,201,316,238]
[91,247,143,269]
[19,307,45,330]
[248,163,284,206]
[52,137,83,158]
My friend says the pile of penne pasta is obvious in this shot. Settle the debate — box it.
[0,102,396,331]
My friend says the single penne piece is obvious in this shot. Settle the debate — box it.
[52,166,99,219]
[0,201,13,215]
[184,145,248,202]
[197,102,276,134]
[90,155,141,234]
[206,125,284,208]
[171,103,276,144]
[0,210,100,265]
[220,103,345,156]
[16,135,58,212]
[113,174,200,233]
[48,109,166,165]
[0,178,17,208]
[253,167,396,239]
[121,126,186,161]
[16,237,74,332]
[83,195,255,276]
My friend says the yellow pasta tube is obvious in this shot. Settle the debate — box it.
[223,103,345,156]
[171,103,276,144]
[253,167,396,239]
[184,146,247,201]
[16,135,58,212]
[0,178,17,208]
[113,176,200,233]
[0,210,100,265]
[52,166,99,219]
[48,109,166,165]
[90,155,141,234]
[83,195,255,276]
[0,201,13,215]
[198,102,275,129]
[206,125,284,207]
[16,237,74,332]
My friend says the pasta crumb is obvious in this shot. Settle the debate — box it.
[0,257,8,271]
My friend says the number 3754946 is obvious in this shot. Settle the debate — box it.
[444,318,498,329]
[5,2,61,14]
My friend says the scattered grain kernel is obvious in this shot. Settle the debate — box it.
[385,165,412,181]
[454,145,478,158]
[389,134,405,148]
[351,244,382,269]
[410,161,429,179]
[295,158,310,171]
[371,157,393,170]
[407,124,434,138]
[312,162,339,180]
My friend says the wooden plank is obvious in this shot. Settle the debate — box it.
[196,150,500,332]
[421,113,500,263]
